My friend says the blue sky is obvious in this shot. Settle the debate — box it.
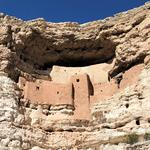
[0,0,149,23]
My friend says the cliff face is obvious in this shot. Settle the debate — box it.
[0,2,150,150]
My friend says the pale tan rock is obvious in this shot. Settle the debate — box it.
[0,2,149,150]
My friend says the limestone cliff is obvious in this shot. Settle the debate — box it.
[0,2,150,150]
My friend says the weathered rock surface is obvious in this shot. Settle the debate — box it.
[0,2,150,149]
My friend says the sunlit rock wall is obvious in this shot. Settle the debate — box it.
[0,2,150,149]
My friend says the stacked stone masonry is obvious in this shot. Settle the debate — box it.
[18,64,144,120]
[0,2,150,149]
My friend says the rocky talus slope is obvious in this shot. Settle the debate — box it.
[0,2,150,150]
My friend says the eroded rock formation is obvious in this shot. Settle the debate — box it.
[0,2,150,149]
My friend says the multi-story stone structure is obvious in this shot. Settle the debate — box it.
[18,64,143,120]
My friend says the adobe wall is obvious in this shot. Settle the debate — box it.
[18,73,92,120]
[91,80,118,103]
[71,74,91,120]
[18,64,143,120]
[119,64,144,89]
[50,61,114,84]
[91,64,144,103]
[19,78,73,105]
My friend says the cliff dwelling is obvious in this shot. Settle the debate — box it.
[0,2,150,149]
[14,18,145,122]
[16,21,144,121]
[18,62,144,120]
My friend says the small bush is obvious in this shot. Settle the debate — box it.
[126,133,138,145]
[144,133,150,141]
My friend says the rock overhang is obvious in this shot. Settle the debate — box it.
[15,27,116,69]
[0,2,150,149]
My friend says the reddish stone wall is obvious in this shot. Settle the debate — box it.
[91,80,118,103]
[119,64,144,89]
[18,64,143,120]
[91,64,144,103]
[71,74,91,120]
[20,79,73,105]
[18,74,92,120]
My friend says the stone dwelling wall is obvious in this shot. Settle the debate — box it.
[18,65,144,120]
[91,64,144,103]
[50,63,112,84]
[18,73,92,120]
[19,78,73,105]
[71,74,91,120]
[120,64,144,89]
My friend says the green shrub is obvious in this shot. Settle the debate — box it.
[126,133,138,145]
[144,133,150,141]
